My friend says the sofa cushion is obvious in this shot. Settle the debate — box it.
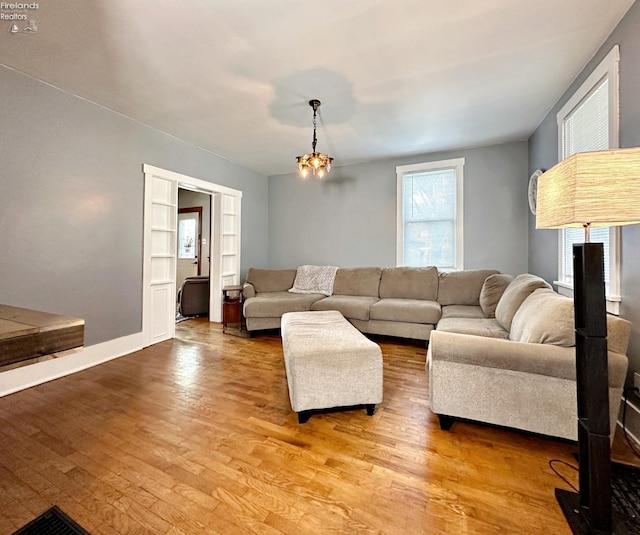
[378,266,438,301]
[243,292,324,318]
[310,295,379,321]
[608,315,632,355]
[509,289,575,346]
[495,274,551,332]
[289,265,338,296]
[437,269,500,306]
[369,298,441,324]
[246,268,296,293]
[440,305,486,319]
[510,289,634,353]
[479,274,514,318]
[435,317,509,339]
[333,268,382,297]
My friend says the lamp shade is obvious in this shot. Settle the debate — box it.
[536,147,640,229]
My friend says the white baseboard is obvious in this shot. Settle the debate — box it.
[0,332,144,398]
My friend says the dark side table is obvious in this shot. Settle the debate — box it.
[222,285,247,336]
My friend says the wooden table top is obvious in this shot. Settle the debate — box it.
[0,305,84,341]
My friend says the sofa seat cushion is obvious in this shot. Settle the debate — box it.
[244,292,325,318]
[437,269,500,306]
[378,266,438,300]
[435,317,509,339]
[495,274,551,332]
[369,298,441,324]
[310,295,379,321]
[440,305,485,320]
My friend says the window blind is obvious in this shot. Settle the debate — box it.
[562,77,611,285]
[563,78,609,158]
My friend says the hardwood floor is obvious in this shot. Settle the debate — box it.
[0,318,636,534]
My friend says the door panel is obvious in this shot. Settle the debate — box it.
[143,173,177,346]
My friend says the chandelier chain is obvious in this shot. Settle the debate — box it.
[312,106,318,154]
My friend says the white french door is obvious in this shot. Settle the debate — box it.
[143,173,178,346]
[142,165,242,347]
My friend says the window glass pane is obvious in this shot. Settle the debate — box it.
[564,227,610,284]
[402,169,456,269]
[178,219,196,259]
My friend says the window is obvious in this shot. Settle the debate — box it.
[397,158,464,270]
[178,218,197,259]
[556,46,620,313]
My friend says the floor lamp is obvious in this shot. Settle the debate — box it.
[536,147,640,534]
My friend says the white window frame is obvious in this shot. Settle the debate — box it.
[396,158,464,270]
[555,45,621,315]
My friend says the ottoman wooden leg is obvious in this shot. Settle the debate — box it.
[365,404,375,416]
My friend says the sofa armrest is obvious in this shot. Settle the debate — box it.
[428,330,628,387]
[243,282,256,299]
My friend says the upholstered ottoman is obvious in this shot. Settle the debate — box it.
[281,310,383,423]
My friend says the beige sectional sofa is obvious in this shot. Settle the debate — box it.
[243,266,631,441]
[242,266,498,340]
[427,273,630,441]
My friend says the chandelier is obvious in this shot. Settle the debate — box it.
[296,99,333,179]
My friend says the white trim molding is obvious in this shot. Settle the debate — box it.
[554,45,621,313]
[0,332,144,398]
[396,157,465,270]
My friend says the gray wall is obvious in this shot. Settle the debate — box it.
[0,65,269,346]
[528,2,640,409]
[269,141,529,276]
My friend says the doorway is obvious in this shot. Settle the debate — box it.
[177,207,202,287]
[142,164,242,347]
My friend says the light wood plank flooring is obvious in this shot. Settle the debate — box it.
[0,318,637,534]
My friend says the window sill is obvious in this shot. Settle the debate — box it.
[553,281,621,316]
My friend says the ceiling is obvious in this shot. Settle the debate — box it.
[0,0,635,176]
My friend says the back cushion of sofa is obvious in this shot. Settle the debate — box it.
[479,274,514,318]
[495,274,551,331]
[608,315,632,355]
[333,267,382,297]
[437,269,500,306]
[509,288,575,346]
[379,266,438,300]
[246,268,297,293]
